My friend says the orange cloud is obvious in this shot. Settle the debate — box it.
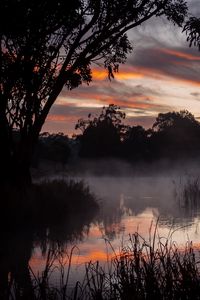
[47,114,78,122]
[72,250,113,264]
[92,68,143,81]
[134,65,200,88]
[160,48,200,61]
[99,97,160,111]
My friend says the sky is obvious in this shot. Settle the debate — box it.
[43,0,200,136]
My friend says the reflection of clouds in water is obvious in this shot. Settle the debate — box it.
[28,173,200,288]
[82,175,200,249]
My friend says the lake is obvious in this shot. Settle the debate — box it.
[26,174,200,290]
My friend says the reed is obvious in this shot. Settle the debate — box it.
[174,176,200,209]
[0,179,98,229]
[78,229,200,299]
[7,228,200,300]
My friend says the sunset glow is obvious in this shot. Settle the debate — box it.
[41,0,200,137]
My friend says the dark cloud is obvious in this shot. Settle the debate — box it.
[60,79,164,106]
[191,92,200,98]
[128,46,200,84]
[49,103,96,117]
[43,105,106,135]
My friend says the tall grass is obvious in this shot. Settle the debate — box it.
[6,228,200,300]
[0,179,98,230]
[0,179,99,300]
[174,176,200,210]
[3,179,200,299]
[79,230,200,300]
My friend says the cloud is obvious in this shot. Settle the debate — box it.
[43,105,104,135]
[188,0,200,16]
[190,92,200,98]
[128,46,200,85]
[66,81,156,99]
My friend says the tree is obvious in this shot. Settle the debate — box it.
[152,110,198,131]
[0,0,188,184]
[184,17,200,50]
[151,110,200,159]
[33,132,71,168]
[75,104,126,157]
[123,125,150,160]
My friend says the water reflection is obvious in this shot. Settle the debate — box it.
[0,183,98,299]
[0,230,34,299]
[91,176,200,232]
[1,175,200,297]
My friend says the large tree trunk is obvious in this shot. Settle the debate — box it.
[0,94,13,185]
[0,130,37,187]
[13,138,33,186]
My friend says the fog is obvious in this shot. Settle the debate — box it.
[44,158,200,231]
[20,159,200,291]
[68,157,200,177]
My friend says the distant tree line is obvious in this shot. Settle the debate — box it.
[32,104,200,167]
[75,104,200,162]
[32,132,71,167]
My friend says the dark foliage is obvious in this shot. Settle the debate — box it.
[0,179,98,299]
[0,0,188,184]
[3,230,200,299]
[123,125,151,161]
[184,17,200,50]
[75,104,126,157]
[150,110,200,160]
[33,132,71,167]
[75,106,200,162]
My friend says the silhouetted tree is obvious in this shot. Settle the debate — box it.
[33,132,71,167]
[123,125,150,160]
[0,0,188,185]
[184,16,200,50]
[75,104,126,157]
[153,110,198,132]
[150,110,200,159]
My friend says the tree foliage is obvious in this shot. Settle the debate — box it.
[76,104,126,133]
[123,125,150,160]
[153,110,199,131]
[76,106,200,160]
[75,104,126,157]
[184,17,200,50]
[151,110,200,159]
[1,0,187,135]
[0,0,188,183]
[34,132,71,166]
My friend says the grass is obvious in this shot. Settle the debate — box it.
[0,179,98,230]
[0,178,99,300]
[76,230,200,300]
[5,227,200,300]
[174,176,200,210]
[182,178,200,208]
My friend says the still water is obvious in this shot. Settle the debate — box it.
[27,175,200,287]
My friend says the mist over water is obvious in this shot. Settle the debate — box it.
[81,160,200,240]
[46,157,200,230]
[5,159,200,290]
[31,158,200,288]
